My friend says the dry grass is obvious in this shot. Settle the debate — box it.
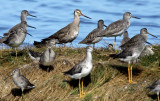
[0,45,160,101]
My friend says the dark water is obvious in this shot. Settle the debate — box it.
[0,0,160,48]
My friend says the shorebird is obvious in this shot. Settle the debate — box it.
[140,45,154,57]
[4,68,35,98]
[98,12,140,53]
[79,19,107,48]
[121,31,130,46]
[63,46,93,98]
[0,21,36,57]
[110,28,157,84]
[108,44,113,50]
[29,39,57,66]
[8,10,36,34]
[147,79,160,101]
[34,9,91,48]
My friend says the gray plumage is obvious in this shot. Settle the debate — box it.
[63,46,93,79]
[34,9,91,47]
[111,28,151,64]
[147,79,160,101]
[140,45,154,57]
[79,20,106,45]
[29,40,57,66]
[98,12,140,37]
[0,21,35,48]
[121,31,130,46]
[8,10,36,34]
[40,47,56,66]
[11,69,35,92]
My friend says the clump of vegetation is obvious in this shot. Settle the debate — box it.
[0,45,160,101]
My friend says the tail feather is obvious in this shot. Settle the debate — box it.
[27,83,36,89]
[33,41,46,48]
[0,37,7,43]
[28,49,41,61]
[109,54,118,59]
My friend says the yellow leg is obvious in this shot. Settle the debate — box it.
[114,37,117,53]
[158,94,159,101]
[79,79,82,98]
[82,78,85,95]
[130,64,137,84]
[128,63,130,83]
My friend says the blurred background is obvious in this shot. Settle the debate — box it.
[0,0,159,48]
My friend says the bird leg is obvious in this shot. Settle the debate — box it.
[128,63,131,83]
[82,78,85,95]
[93,44,95,49]
[79,79,82,98]
[130,64,137,84]
[21,90,24,100]
[114,36,117,53]
[157,92,159,101]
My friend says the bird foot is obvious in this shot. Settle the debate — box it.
[129,81,137,84]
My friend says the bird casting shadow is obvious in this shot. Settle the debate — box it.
[39,64,54,72]
[11,88,32,96]
[147,93,157,100]
[63,74,91,88]
[10,51,24,57]
[109,64,142,76]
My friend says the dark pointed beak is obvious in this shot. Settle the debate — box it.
[81,13,91,19]
[27,33,33,37]
[28,13,37,18]
[27,24,36,29]
[146,41,152,45]
[131,16,140,19]
[104,25,107,27]
[147,32,158,38]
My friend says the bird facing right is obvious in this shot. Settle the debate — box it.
[110,28,157,84]
[79,19,107,48]
[63,46,93,98]
[98,12,140,53]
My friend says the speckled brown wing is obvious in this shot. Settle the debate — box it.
[79,28,100,44]
[100,20,124,36]
[42,23,72,42]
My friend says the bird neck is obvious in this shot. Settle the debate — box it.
[21,14,27,22]
[123,17,130,23]
[73,14,80,26]
[142,33,148,41]
[85,51,92,62]
[98,25,104,30]
[13,73,20,78]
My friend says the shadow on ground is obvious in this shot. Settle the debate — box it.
[63,74,91,88]
[11,88,33,96]
[39,64,54,72]
[109,64,142,76]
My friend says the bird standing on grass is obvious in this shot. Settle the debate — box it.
[4,68,35,99]
[110,28,157,84]
[98,12,140,53]
[28,39,57,68]
[0,21,36,58]
[147,79,160,101]
[79,19,107,48]
[34,9,91,48]
[63,46,93,98]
